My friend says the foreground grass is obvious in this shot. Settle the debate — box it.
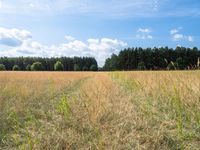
[0,71,200,149]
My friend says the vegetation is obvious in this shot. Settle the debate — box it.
[54,61,64,71]
[12,65,20,71]
[0,71,199,149]
[90,64,98,71]
[0,64,6,71]
[26,64,31,71]
[104,46,200,71]
[31,62,43,71]
[0,56,98,71]
[74,64,81,71]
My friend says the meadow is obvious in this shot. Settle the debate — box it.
[0,71,200,149]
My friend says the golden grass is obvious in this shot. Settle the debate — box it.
[0,71,200,149]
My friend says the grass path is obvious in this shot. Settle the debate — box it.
[0,75,92,149]
[108,72,200,150]
[1,72,200,149]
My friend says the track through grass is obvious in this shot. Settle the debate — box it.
[0,71,200,149]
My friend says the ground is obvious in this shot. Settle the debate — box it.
[0,71,200,149]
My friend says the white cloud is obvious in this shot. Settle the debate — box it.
[170,28,194,42]
[65,35,75,41]
[136,28,153,40]
[170,29,178,35]
[188,36,193,42]
[172,34,184,41]
[0,27,32,46]
[53,38,127,66]
[0,28,127,66]
[138,28,151,33]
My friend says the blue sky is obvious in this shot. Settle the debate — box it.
[0,0,200,66]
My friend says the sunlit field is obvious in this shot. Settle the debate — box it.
[0,71,200,149]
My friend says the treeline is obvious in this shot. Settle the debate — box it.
[103,47,200,71]
[0,57,98,71]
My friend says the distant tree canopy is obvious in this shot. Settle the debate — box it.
[0,57,98,71]
[31,62,43,71]
[0,64,6,71]
[12,65,20,71]
[54,61,64,71]
[90,64,98,71]
[103,47,200,71]
[74,64,81,71]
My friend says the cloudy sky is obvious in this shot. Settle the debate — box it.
[0,0,200,66]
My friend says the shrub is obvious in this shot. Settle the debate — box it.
[0,64,6,71]
[90,65,97,71]
[74,64,80,71]
[54,61,64,71]
[12,65,20,71]
[31,62,43,71]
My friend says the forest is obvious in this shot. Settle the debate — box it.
[103,46,200,71]
[0,57,98,71]
[0,46,200,71]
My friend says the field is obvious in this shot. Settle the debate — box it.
[0,71,200,150]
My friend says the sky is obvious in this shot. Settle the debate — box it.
[0,0,200,66]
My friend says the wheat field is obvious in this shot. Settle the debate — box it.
[0,71,200,150]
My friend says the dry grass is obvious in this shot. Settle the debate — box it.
[0,71,200,149]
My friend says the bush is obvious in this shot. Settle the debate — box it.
[54,61,64,71]
[26,64,31,71]
[90,65,97,71]
[74,64,80,71]
[0,64,6,71]
[31,62,43,71]
[12,65,20,71]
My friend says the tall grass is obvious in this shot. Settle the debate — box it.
[0,71,200,149]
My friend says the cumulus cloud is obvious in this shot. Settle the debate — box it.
[170,28,193,42]
[0,27,127,66]
[50,38,127,66]
[0,27,32,46]
[136,28,153,40]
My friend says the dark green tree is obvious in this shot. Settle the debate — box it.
[0,64,6,71]
[74,64,80,71]
[82,66,89,71]
[176,57,186,69]
[103,46,200,71]
[137,62,146,70]
[26,64,31,71]
[12,65,20,71]
[90,64,98,71]
[167,62,177,70]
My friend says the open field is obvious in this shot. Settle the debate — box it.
[0,71,200,150]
